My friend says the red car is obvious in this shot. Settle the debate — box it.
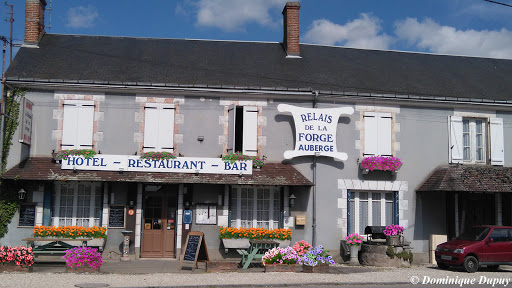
[435,226,512,273]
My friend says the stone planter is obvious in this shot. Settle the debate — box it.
[264,264,297,272]
[0,265,32,272]
[302,263,329,273]
[386,235,401,246]
[65,265,100,273]
[222,238,251,249]
[349,245,360,265]
[274,239,291,248]
[359,244,411,268]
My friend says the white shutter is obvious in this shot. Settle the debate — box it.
[62,102,79,149]
[490,118,504,166]
[364,112,378,156]
[158,104,175,152]
[77,102,94,149]
[449,116,463,164]
[243,106,258,156]
[378,113,392,156]
[143,104,159,152]
[227,105,236,154]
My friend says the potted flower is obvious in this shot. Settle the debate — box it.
[299,245,335,273]
[345,233,364,265]
[262,246,299,272]
[140,151,176,161]
[61,246,103,273]
[33,226,107,251]
[53,149,97,162]
[360,156,402,174]
[0,246,34,272]
[222,152,266,169]
[219,227,292,253]
[292,240,311,256]
[383,224,404,246]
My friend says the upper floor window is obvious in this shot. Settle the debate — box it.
[143,103,175,153]
[228,106,258,156]
[449,116,504,165]
[61,100,94,149]
[363,112,392,156]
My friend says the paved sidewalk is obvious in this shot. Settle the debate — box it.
[1,260,512,288]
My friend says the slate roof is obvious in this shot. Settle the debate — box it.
[6,33,512,102]
[2,157,313,186]
[417,165,512,192]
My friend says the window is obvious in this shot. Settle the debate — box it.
[230,186,281,229]
[51,182,102,227]
[61,100,95,149]
[363,112,392,156]
[228,106,258,156]
[348,191,398,235]
[449,116,504,165]
[143,103,175,152]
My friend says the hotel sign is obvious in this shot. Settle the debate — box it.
[277,104,354,161]
[61,155,252,175]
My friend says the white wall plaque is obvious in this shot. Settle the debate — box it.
[277,104,354,160]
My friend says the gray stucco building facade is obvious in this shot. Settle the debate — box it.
[1,1,512,264]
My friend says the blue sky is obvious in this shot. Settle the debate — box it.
[1,0,512,65]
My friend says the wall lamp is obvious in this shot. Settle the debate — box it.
[197,136,204,142]
[289,194,296,207]
[18,189,26,200]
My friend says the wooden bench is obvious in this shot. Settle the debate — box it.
[22,238,92,258]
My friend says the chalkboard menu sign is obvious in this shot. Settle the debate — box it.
[180,231,209,271]
[108,205,125,228]
[18,204,36,227]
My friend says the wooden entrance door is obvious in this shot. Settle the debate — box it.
[141,186,176,258]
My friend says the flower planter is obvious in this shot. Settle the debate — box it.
[264,264,297,272]
[65,265,100,273]
[386,235,401,246]
[302,263,329,273]
[222,238,251,249]
[349,245,360,265]
[0,265,32,272]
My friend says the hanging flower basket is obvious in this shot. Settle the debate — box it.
[360,156,402,174]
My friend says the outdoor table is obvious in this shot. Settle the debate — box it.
[240,240,279,269]
[22,238,92,255]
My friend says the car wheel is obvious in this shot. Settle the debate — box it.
[463,256,479,273]
[488,265,500,271]
[437,262,450,270]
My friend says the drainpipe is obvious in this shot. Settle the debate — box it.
[312,90,318,246]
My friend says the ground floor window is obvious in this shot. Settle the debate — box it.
[230,186,281,229]
[348,190,398,235]
[51,182,102,227]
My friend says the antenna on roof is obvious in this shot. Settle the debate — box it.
[47,0,52,30]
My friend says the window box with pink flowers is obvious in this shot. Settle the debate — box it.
[360,156,402,175]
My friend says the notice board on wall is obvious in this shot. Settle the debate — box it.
[108,205,125,228]
[18,204,36,227]
[179,231,209,271]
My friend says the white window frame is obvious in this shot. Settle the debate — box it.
[363,112,392,157]
[143,103,175,153]
[61,100,95,149]
[449,116,504,165]
[227,106,258,156]
[349,191,395,235]
[51,182,101,227]
[230,186,281,229]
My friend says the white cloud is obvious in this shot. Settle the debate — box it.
[66,6,99,29]
[302,13,392,50]
[395,18,512,59]
[194,0,288,32]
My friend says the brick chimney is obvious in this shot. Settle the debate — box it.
[24,0,46,45]
[282,2,300,57]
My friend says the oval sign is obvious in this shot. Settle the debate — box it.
[128,209,135,216]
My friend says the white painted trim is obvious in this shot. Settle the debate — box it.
[101,184,109,228]
[135,184,142,249]
[176,184,184,250]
